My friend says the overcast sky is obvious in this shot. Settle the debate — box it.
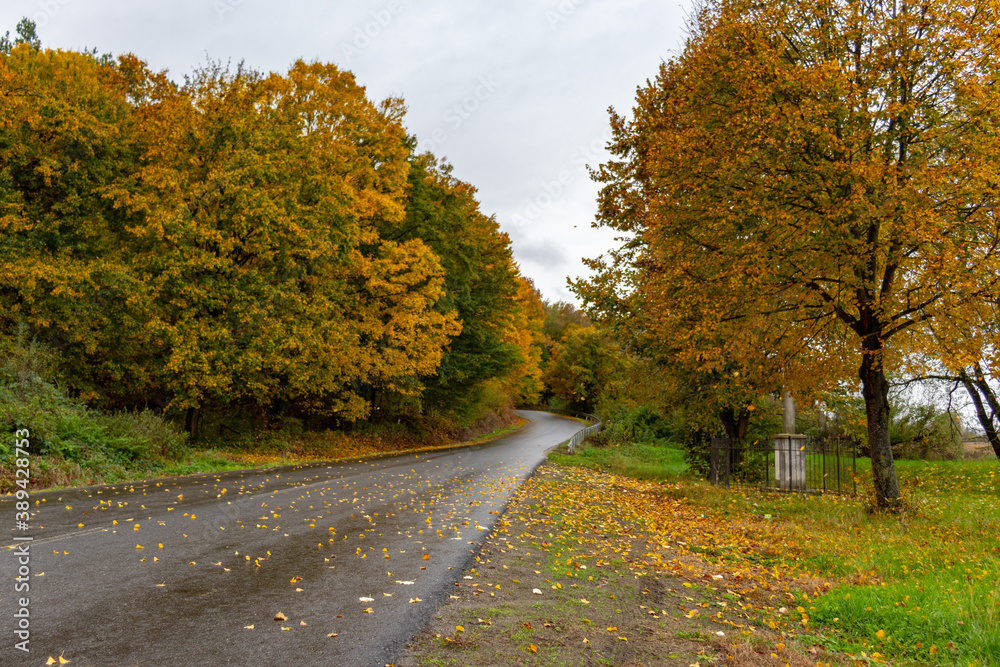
[2,1,692,303]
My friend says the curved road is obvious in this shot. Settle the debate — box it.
[1,410,583,666]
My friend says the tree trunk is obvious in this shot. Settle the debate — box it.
[962,369,1000,459]
[720,406,751,470]
[185,407,201,438]
[719,406,750,443]
[859,351,901,508]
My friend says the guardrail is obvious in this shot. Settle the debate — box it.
[520,406,601,453]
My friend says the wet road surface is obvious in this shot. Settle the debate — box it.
[0,410,584,666]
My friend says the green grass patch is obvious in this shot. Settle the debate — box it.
[549,441,688,482]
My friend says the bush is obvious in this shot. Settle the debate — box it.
[890,403,964,461]
[0,331,187,467]
[598,401,673,446]
[680,424,717,479]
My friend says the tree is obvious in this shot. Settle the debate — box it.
[575,0,1000,507]
[113,59,459,428]
[0,18,40,54]
[383,152,523,424]
[499,276,546,406]
[1,45,462,432]
[543,325,627,413]
[0,41,148,403]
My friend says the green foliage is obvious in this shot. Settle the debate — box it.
[0,18,39,54]
[0,332,187,470]
[542,301,590,344]
[385,153,524,425]
[889,402,964,461]
[543,325,627,413]
[678,422,718,480]
[597,400,673,446]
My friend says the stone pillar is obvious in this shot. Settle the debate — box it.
[774,434,807,491]
[782,390,796,434]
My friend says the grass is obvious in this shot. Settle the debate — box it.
[549,441,688,482]
[554,439,1000,666]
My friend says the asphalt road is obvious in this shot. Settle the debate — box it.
[0,410,585,667]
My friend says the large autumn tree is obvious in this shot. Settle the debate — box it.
[378,152,527,424]
[574,0,1000,507]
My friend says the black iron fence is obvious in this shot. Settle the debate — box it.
[710,435,856,495]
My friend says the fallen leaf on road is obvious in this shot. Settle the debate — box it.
[274,612,288,621]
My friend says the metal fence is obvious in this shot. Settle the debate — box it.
[567,418,601,453]
[521,406,601,453]
[710,435,856,495]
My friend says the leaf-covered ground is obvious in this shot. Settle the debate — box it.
[400,463,853,667]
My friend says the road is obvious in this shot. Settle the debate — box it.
[0,410,585,667]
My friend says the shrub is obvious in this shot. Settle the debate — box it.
[0,331,187,468]
[597,401,673,446]
[890,403,964,460]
